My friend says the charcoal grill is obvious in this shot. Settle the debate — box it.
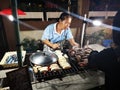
[35,60,87,82]
[31,47,90,82]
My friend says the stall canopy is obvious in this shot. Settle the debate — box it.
[0,8,25,15]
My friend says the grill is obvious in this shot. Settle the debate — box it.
[35,60,87,82]
[28,48,91,83]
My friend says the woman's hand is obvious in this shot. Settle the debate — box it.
[52,43,60,49]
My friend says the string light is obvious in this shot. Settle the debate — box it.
[8,15,14,21]
[92,20,102,26]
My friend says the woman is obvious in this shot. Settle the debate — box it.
[41,12,79,52]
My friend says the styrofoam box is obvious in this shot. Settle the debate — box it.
[0,51,26,65]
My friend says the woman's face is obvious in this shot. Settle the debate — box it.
[60,17,72,30]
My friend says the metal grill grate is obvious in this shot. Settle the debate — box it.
[35,61,86,82]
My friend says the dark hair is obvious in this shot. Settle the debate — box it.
[112,9,120,46]
[58,12,72,21]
